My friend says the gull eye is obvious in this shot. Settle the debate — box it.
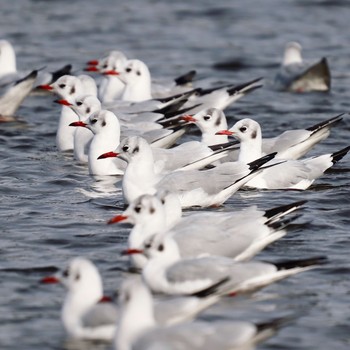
[160,198,165,205]
[126,68,132,73]
[58,84,66,89]
[76,101,83,106]
[90,118,98,124]
[203,115,211,121]
[239,126,247,133]
[158,244,164,252]
[145,242,151,249]
[102,64,107,69]
[122,145,129,152]
[134,205,142,213]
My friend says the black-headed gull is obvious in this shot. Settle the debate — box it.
[70,110,126,175]
[216,118,350,189]
[98,135,277,207]
[41,257,117,340]
[96,51,127,103]
[112,193,304,269]
[115,277,284,350]
[274,41,331,92]
[41,74,98,151]
[116,57,262,112]
[0,70,38,121]
[68,95,102,163]
[127,233,326,296]
[41,259,224,342]
[0,39,72,88]
[186,108,342,160]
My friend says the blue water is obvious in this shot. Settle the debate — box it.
[1,1,350,349]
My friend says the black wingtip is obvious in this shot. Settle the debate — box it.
[273,256,328,270]
[306,114,344,132]
[174,70,197,86]
[264,200,307,220]
[331,145,350,164]
[14,70,38,85]
[209,140,240,152]
[191,277,230,298]
[227,77,264,96]
[248,152,277,171]
[256,315,295,333]
[50,64,73,84]
[267,214,303,231]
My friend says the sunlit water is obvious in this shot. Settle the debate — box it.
[1,1,350,349]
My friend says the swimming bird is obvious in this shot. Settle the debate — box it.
[41,257,117,341]
[185,108,342,160]
[111,193,304,269]
[115,277,285,350]
[216,118,350,189]
[274,41,331,92]
[98,135,277,207]
[127,233,326,296]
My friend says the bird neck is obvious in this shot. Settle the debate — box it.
[238,137,263,163]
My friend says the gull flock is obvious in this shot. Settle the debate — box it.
[1,39,349,349]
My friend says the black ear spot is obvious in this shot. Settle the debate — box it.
[158,244,164,251]
[102,121,106,127]
[133,146,139,154]
[251,130,257,139]
[86,107,91,114]
[149,206,155,214]
[215,117,221,126]
[70,86,75,95]
[75,273,80,281]
[136,71,141,76]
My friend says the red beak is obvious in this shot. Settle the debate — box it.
[121,248,144,255]
[84,66,99,72]
[87,60,99,66]
[69,121,87,127]
[99,295,113,303]
[40,276,60,284]
[107,214,128,224]
[98,151,119,159]
[38,84,53,91]
[54,99,72,106]
[215,130,234,136]
[181,115,196,123]
[103,70,119,76]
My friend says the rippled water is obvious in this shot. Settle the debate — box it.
[1,1,350,349]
